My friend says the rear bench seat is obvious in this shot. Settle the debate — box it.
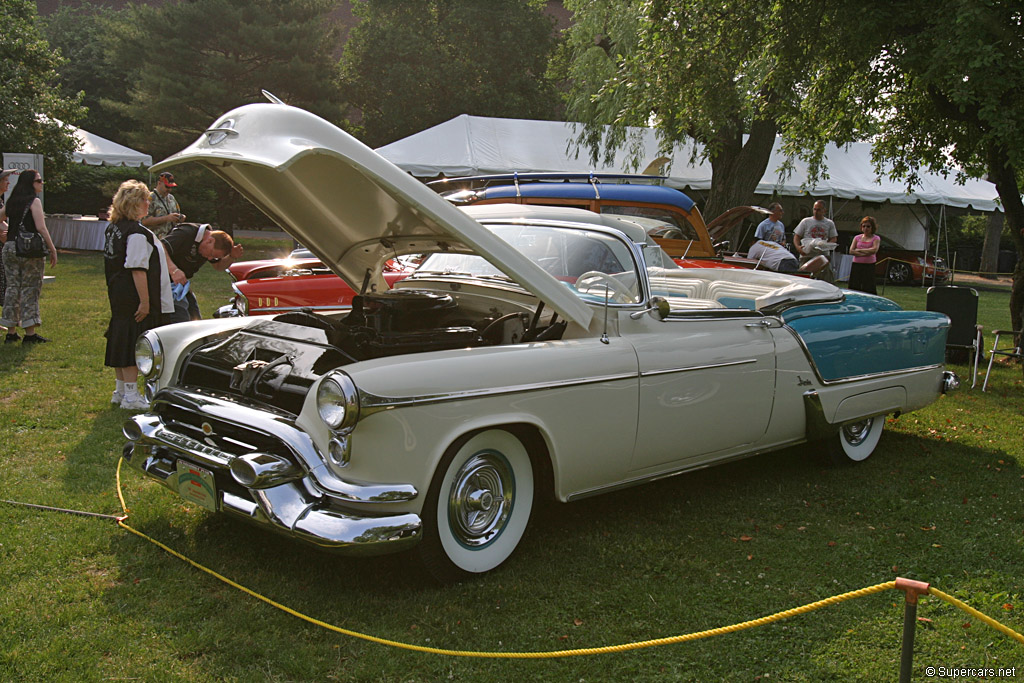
[705,280,775,310]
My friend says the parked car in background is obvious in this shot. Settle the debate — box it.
[215,173,753,317]
[216,254,416,317]
[837,231,950,285]
[125,102,956,582]
[434,173,748,269]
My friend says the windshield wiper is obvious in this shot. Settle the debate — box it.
[411,269,476,277]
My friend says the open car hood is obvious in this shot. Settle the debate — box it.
[706,206,771,241]
[151,103,593,327]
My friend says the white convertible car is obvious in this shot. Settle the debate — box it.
[123,103,957,581]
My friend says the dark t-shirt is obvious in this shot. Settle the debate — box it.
[162,224,210,278]
[5,198,40,241]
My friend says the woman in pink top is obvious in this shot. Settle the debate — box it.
[848,216,881,294]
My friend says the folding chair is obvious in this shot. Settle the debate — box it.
[982,329,1023,392]
[926,286,983,388]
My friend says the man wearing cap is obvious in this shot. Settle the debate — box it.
[142,172,185,238]
[162,222,243,323]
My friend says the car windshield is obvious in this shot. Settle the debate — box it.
[410,224,646,304]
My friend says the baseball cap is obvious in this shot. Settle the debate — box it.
[0,169,17,182]
[159,172,178,187]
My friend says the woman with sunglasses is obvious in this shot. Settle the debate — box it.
[0,169,58,344]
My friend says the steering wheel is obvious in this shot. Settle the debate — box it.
[575,271,636,303]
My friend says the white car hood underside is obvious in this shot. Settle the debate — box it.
[151,102,593,327]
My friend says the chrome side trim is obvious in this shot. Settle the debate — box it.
[252,304,352,313]
[640,358,757,377]
[125,388,418,503]
[358,371,638,416]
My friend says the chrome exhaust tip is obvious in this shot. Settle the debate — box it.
[942,370,960,393]
[230,452,302,489]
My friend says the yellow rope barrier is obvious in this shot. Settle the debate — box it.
[106,459,1024,657]
[928,587,1024,646]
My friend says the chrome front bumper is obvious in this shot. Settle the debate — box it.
[121,391,421,555]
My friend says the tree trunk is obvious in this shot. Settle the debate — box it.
[979,212,1003,278]
[986,145,1024,341]
[704,117,778,248]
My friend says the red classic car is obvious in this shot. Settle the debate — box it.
[215,177,779,317]
[836,230,951,285]
[215,253,416,317]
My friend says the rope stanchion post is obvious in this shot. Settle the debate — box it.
[895,577,931,683]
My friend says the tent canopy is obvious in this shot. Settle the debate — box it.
[376,114,1000,213]
[73,126,151,167]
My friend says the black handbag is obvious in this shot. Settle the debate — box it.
[13,204,46,258]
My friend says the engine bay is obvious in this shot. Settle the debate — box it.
[273,289,567,362]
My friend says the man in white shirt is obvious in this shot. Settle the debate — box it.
[748,239,800,273]
[793,200,838,282]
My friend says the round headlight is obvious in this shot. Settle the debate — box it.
[316,372,359,431]
[135,333,163,378]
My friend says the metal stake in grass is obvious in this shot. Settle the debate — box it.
[895,577,931,683]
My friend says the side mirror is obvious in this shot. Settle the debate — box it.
[629,296,670,320]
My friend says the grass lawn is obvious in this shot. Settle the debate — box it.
[1,245,1021,682]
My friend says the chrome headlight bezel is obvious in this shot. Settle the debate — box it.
[316,372,360,432]
[135,332,163,379]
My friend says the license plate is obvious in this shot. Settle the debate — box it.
[176,460,218,512]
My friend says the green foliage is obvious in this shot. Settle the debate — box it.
[42,165,147,215]
[562,0,853,218]
[340,0,560,147]
[107,0,345,160]
[94,0,346,228]
[795,0,1024,330]
[39,2,134,143]
[0,0,86,189]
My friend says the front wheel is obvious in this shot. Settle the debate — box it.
[417,429,535,582]
[827,417,885,464]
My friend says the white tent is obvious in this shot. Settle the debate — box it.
[376,114,1000,212]
[73,126,152,167]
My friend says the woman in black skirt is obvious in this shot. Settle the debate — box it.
[103,180,174,410]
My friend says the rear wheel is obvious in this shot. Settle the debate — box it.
[827,417,885,464]
[886,262,913,285]
[417,429,535,582]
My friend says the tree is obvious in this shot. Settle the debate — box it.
[341,0,560,148]
[104,0,346,226]
[794,0,1024,337]
[107,0,345,160]
[562,0,860,222]
[41,2,134,143]
[0,0,85,189]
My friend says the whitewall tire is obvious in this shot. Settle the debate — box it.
[417,429,535,582]
[828,416,885,464]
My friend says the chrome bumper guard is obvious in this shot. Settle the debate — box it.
[121,392,421,555]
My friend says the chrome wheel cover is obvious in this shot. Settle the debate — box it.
[447,450,515,549]
[842,418,874,446]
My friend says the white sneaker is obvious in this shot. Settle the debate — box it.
[120,394,150,411]
[111,390,124,405]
